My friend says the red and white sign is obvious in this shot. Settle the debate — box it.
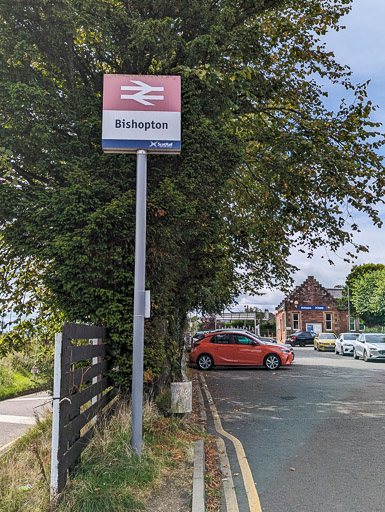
[102,74,181,154]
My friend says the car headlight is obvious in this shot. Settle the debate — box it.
[280,348,291,354]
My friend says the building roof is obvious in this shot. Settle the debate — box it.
[276,276,342,311]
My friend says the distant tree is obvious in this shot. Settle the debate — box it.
[350,269,385,327]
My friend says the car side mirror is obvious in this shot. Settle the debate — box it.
[251,340,258,346]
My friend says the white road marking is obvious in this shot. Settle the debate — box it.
[7,395,51,401]
[0,415,35,425]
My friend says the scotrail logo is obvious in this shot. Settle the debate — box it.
[149,141,174,149]
[120,81,165,106]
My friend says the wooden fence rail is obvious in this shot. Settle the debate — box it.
[50,322,117,503]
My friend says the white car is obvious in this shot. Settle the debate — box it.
[353,333,385,362]
[335,332,360,356]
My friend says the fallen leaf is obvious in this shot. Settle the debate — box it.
[290,467,296,471]
[233,473,239,476]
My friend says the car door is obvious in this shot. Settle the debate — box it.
[209,334,235,364]
[233,334,264,365]
[355,334,365,357]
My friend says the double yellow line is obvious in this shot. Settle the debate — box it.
[199,373,263,512]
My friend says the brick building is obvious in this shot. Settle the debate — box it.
[275,276,350,343]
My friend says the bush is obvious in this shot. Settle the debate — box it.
[0,359,13,388]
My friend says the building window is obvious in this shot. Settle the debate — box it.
[349,316,355,331]
[325,313,332,331]
[292,313,299,331]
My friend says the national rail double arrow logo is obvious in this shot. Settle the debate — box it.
[120,80,165,106]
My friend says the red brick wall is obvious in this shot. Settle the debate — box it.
[275,276,349,341]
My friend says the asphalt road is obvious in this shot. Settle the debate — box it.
[0,391,52,452]
[201,347,385,512]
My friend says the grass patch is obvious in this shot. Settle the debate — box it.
[0,394,205,512]
[0,370,38,401]
[0,354,48,401]
[0,416,52,512]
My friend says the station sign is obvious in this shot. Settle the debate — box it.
[299,306,326,311]
[102,74,181,154]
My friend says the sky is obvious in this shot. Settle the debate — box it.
[235,0,385,312]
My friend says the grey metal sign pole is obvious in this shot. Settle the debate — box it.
[131,149,147,454]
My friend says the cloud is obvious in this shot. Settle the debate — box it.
[325,0,385,78]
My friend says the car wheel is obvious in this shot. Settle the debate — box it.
[264,354,281,370]
[197,354,214,370]
[341,348,345,356]
[353,349,359,360]
[363,350,369,362]
[335,346,339,355]
[314,345,317,351]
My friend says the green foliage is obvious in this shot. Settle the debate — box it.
[0,0,384,386]
[338,264,385,327]
[351,268,385,327]
[0,355,41,401]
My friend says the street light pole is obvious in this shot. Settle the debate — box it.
[131,149,147,454]
[347,286,351,332]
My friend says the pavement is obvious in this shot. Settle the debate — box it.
[0,391,52,454]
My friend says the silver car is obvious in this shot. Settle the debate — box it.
[354,333,385,362]
[335,332,360,356]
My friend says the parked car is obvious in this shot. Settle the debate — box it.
[335,332,360,356]
[353,333,385,362]
[314,332,336,351]
[189,330,294,370]
[205,331,295,360]
[259,336,277,343]
[286,331,316,347]
[192,331,209,342]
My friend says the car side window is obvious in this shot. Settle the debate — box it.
[234,335,256,345]
[211,334,231,344]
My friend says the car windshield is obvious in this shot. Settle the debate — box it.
[248,334,267,345]
[344,334,359,340]
[319,333,336,339]
[366,335,385,343]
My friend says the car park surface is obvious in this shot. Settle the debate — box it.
[200,346,385,512]
[189,330,294,370]
[354,332,385,362]
[335,332,360,356]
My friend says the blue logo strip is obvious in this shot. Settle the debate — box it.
[102,139,181,150]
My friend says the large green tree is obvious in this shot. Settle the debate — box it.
[0,0,384,384]
[346,265,385,327]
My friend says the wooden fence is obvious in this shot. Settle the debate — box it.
[50,322,117,502]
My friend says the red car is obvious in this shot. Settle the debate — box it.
[190,330,294,370]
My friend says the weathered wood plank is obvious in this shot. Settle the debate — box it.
[63,344,107,364]
[63,388,117,443]
[62,322,108,341]
[66,377,111,412]
[64,361,108,389]
[63,425,96,470]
